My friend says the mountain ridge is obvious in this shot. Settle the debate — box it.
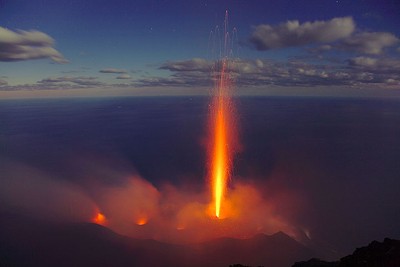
[0,213,315,267]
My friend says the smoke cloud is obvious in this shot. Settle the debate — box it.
[0,158,302,244]
[0,160,96,222]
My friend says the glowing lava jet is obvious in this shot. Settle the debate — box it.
[209,12,237,219]
[210,61,230,218]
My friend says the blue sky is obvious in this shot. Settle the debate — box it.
[1,0,400,97]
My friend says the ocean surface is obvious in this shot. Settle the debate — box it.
[1,96,400,253]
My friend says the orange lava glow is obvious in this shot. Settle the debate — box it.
[92,212,107,226]
[208,11,238,219]
[136,217,148,226]
[209,56,235,219]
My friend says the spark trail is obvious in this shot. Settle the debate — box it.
[209,11,236,218]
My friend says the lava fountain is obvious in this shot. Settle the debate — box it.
[209,11,237,219]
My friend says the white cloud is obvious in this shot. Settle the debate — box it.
[348,56,378,67]
[116,74,132,79]
[38,76,103,87]
[0,27,68,63]
[0,79,7,86]
[342,32,399,54]
[137,57,400,88]
[131,58,214,87]
[99,68,128,74]
[160,58,212,72]
[5,55,400,91]
[349,56,400,72]
[134,75,209,87]
[385,78,400,85]
[249,17,355,50]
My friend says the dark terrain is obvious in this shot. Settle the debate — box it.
[0,213,314,267]
[293,237,400,267]
[2,213,399,267]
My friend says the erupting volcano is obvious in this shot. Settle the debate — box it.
[208,11,237,219]
[3,1,399,266]
[209,58,235,218]
[76,12,295,244]
[0,10,300,247]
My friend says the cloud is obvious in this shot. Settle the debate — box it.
[160,58,212,72]
[239,57,400,87]
[133,58,213,87]
[5,54,400,92]
[349,56,400,72]
[99,68,128,74]
[134,75,209,87]
[248,17,398,59]
[0,79,7,86]
[348,56,378,67]
[249,17,355,50]
[345,57,400,85]
[0,26,68,63]
[116,74,132,79]
[38,76,104,87]
[134,57,400,89]
[341,32,399,55]
[230,59,349,87]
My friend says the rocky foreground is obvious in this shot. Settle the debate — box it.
[293,237,400,267]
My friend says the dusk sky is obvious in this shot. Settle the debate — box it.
[1,0,400,97]
[1,2,400,262]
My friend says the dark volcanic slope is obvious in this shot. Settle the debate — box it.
[0,213,315,267]
[293,238,400,267]
[0,214,143,267]
[340,238,400,267]
[191,232,314,267]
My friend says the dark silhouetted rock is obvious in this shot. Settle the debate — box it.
[229,264,264,267]
[294,238,400,267]
[192,231,314,267]
[340,238,400,267]
[0,213,315,267]
[293,258,339,267]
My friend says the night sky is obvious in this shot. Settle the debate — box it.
[0,0,400,97]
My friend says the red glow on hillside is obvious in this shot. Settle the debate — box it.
[92,212,107,226]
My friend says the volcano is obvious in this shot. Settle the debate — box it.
[0,213,315,267]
